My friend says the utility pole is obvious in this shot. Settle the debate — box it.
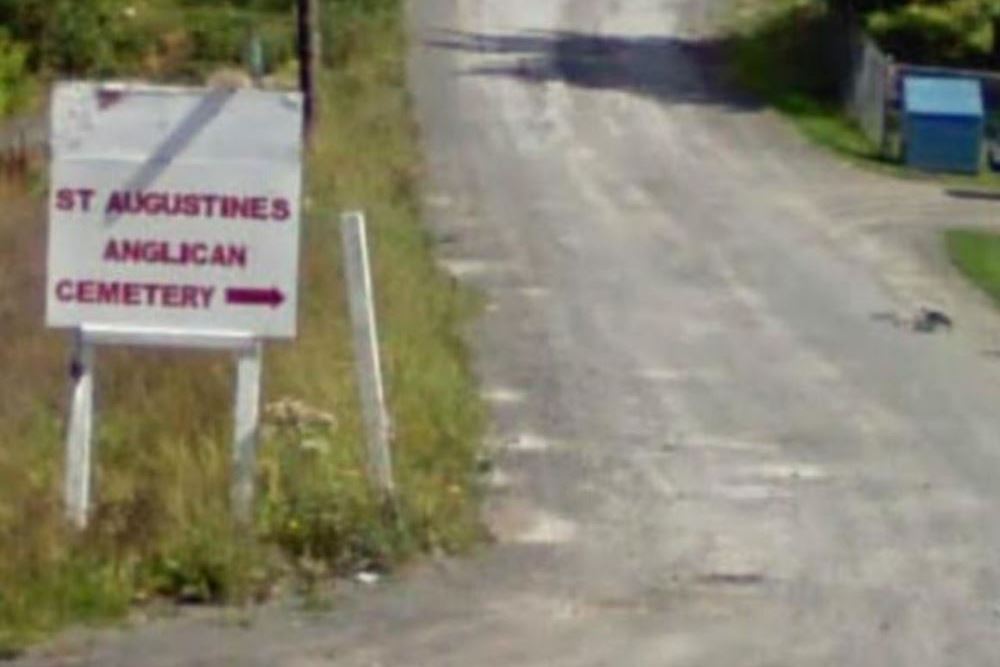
[297,0,321,142]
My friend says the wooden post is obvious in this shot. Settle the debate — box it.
[298,0,321,141]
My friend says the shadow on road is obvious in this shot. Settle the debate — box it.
[945,188,1000,202]
[426,29,762,112]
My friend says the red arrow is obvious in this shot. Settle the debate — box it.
[226,287,285,308]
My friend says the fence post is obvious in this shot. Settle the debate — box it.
[340,211,395,498]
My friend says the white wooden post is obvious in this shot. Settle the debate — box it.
[65,331,96,530]
[340,211,395,497]
[232,340,264,524]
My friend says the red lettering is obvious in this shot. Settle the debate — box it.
[55,280,74,301]
[97,190,297,223]
[145,193,166,215]
[190,244,207,265]
[55,188,97,213]
[271,198,290,221]
[103,240,121,262]
[78,189,95,212]
[202,194,220,217]
[122,240,142,262]
[249,197,267,220]
[142,283,160,304]
[77,281,98,303]
[229,245,247,268]
[162,284,182,308]
[96,282,120,303]
[106,191,125,215]
[180,286,199,308]
[123,283,141,306]
[56,188,75,211]
[53,280,215,309]
[182,194,200,216]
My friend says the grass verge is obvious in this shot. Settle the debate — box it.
[0,2,484,655]
[946,229,1000,303]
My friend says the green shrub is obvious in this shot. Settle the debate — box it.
[868,0,992,65]
[0,32,31,115]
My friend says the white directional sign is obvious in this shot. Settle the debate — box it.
[47,82,304,339]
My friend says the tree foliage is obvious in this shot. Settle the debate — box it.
[830,0,1000,65]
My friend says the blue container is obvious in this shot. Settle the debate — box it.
[903,76,984,174]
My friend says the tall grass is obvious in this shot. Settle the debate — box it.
[0,2,483,654]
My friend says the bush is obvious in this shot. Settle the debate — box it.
[868,0,992,66]
[0,32,31,116]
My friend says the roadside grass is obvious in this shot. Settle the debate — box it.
[0,2,484,656]
[725,0,1000,188]
[945,229,1000,304]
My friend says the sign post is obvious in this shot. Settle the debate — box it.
[65,332,96,530]
[232,340,264,525]
[47,82,304,528]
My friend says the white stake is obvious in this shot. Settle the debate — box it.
[65,331,96,530]
[232,340,264,524]
[340,211,395,497]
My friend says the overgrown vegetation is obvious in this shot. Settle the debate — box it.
[832,0,1000,67]
[0,0,484,654]
[946,229,1000,302]
[727,0,882,161]
[727,0,1000,183]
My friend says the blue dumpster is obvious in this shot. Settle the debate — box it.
[903,76,984,174]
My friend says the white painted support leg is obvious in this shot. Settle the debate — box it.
[340,211,395,497]
[232,340,264,524]
[65,332,96,530]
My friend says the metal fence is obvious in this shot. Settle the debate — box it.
[830,15,1000,158]
[842,22,892,152]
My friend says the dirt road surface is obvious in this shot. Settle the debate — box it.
[20,0,1000,664]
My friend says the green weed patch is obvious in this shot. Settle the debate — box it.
[946,229,1000,304]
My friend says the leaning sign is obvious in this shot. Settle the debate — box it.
[47,82,304,527]
[48,82,302,337]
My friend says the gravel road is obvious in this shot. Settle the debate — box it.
[21,0,1000,664]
